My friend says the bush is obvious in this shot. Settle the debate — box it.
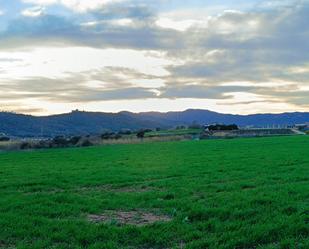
[33,140,51,149]
[52,136,69,146]
[0,136,10,142]
[136,130,145,139]
[114,134,122,140]
[101,132,122,140]
[208,124,238,131]
[20,142,31,150]
[69,136,81,145]
[81,139,93,147]
[101,132,115,140]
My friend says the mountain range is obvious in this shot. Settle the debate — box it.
[1,109,309,137]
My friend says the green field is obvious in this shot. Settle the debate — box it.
[0,136,308,249]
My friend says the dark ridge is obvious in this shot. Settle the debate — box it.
[0,109,308,137]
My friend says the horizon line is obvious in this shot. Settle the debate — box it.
[1,108,309,117]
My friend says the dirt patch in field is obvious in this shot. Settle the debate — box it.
[78,185,157,193]
[88,210,171,226]
[23,185,158,196]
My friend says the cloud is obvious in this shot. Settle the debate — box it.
[21,6,46,17]
[0,12,182,51]
[159,84,253,100]
[0,47,171,83]
[0,74,157,103]
[165,2,309,84]
[22,0,125,12]
[0,0,308,114]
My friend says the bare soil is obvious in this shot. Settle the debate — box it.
[78,185,157,193]
[88,210,172,226]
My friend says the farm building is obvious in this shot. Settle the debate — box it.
[294,123,309,131]
[201,128,298,139]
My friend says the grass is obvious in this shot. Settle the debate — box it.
[0,136,308,249]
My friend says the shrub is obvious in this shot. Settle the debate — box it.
[136,130,145,139]
[101,132,115,140]
[20,142,31,150]
[52,136,69,146]
[208,124,238,131]
[114,134,122,140]
[81,139,93,147]
[101,132,122,140]
[0,136,10,142]
[33,140,51,149]
[69,136,81,145]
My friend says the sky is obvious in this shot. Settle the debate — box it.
[0,0,308,115]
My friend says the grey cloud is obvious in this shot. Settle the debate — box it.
[9,107,45,114]
[58,87,157,102]
[92,3,156,21]
[0,13,182,50]
[254,88,309,106]
[159,85,255,99]
[0,1,308,109]
[218,100,280,106]
[0,67,159,103]
[165,2,309,87]
[0,102,46,114]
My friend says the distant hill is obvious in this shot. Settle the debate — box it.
[1,109,309,137]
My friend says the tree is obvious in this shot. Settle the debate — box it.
[136,130,145,139]
[101,131,115,140]
[0,136,10,142]
[52,136,69,147]
[208,124,238,131]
